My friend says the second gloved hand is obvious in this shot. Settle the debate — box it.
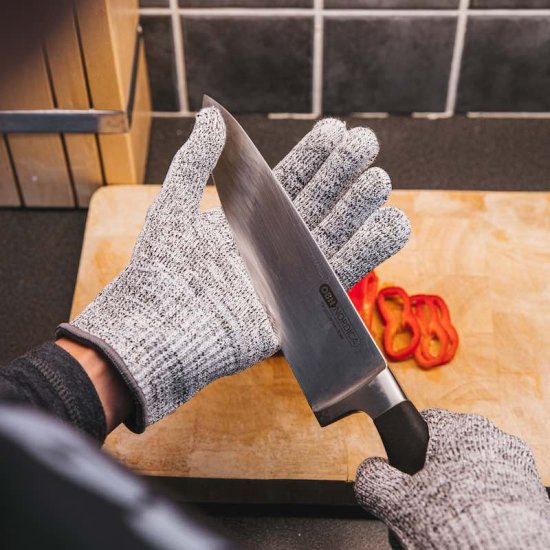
[355,409,550,550]
[58,108,410,431]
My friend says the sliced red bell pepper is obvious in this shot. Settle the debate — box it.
[348,280,365,315]
[377,286,421,361]
[348,271,379,330]
[410,294,449,369]
[429,294,459,364]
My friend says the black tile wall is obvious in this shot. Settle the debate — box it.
[139,1,550,114]
[182,17,313,112]
[457,16,550,112]
[325,0,458,7]
[472,0,550,6]
[145,116,550,191]
[141,17,179,111]
[180,1,312,6]
[323,17,456,113]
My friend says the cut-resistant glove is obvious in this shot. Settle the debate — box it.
[355,408,550,549]
[57,107,410,432]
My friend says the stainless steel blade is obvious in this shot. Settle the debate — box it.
[204,96,407,425]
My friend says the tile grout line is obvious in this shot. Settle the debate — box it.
[152,111,550,119]
[169,0,190,113]
[413,112,451,119]
[268,113,319,119]
[444,0,470,116]
[469,9,550,16]
[468,112,550,119]
[311,0,324,117]
[140,7,173,16]
[323,9,458,16]
[140,7,550,17]
[349,112,389,118]
[141,8,456,17]
[179,8,313,17]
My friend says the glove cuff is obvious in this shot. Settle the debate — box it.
[57,268,243,430]
[56,323,147,433]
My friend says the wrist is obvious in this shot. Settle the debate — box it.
[56,338,132,433]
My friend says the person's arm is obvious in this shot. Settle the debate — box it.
[0,339,132,441]
[0,404,232,549]
[0,342,114,441]
[56,338,132,432]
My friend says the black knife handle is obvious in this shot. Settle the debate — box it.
[373,401,429,475]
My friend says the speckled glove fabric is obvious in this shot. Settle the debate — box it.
[57,107,410,432]
[355,408,550,550]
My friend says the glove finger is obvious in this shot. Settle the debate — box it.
[421,408,503,454]
[331,207,411,289]
[421,408,535,466]
[355,457,409,516]
[294,127,379,229]
[273,118,346,200]
[313,167,391,258]
[161,107,226,214]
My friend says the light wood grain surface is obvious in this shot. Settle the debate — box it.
[45,0,103,207]
[98,41,151,185]
[76,0,151,186]
[75,0,138,111]
[0,26,74,207]
[0,136,19,206]
[71,185,550,486]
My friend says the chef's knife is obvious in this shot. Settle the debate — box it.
[203,96,429,475]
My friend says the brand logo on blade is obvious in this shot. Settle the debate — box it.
[320,284,337,308]
[319,284,361,347]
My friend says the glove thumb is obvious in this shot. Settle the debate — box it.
[355,456,410,519]
[162,106,226,214]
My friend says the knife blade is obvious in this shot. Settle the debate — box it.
[203,96,428,474]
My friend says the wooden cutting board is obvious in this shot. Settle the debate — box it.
[71,185,550,498]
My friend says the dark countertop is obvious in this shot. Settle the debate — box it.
[196,504,390,549]
[1,115,550,549]
[147,115,550,191]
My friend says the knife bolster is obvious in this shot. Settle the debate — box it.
[314,368,407,426]
[314,369,428,474]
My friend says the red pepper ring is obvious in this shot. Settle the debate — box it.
[429,295,459,364]
[348,281,364,315]
[348,271,379,330]
[410,295,449,369]
[362,271,379,330]
[376,286,421,361]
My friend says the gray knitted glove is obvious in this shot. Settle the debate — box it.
[58,107,410,432]
[355,408,550,549]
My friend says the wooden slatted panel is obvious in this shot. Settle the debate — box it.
[45,0,103,207]
[75,0,150,185]
[98,41,151,185]
[128,43,152,186]
[0,24,74,207]
[0,135,20,206]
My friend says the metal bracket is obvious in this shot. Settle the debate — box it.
[0,28,143,134]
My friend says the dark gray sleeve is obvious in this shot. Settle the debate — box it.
[0,343,106,442]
